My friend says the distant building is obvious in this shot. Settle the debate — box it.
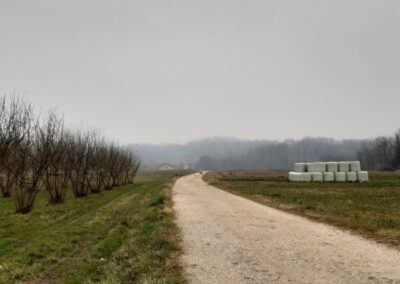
[157,163,176,171]
[176,162,190,170]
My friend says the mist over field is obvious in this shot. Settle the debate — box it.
[129,130,400,171]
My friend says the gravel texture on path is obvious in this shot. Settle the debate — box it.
[173,173,400,284]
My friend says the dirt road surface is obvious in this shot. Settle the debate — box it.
[173,173,400,284]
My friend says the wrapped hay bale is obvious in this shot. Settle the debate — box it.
[294,163,306,173]
[289,172,305,182]
[350,161,361,172]
[289,172,298,181]
[290,172,314,182]
[346,172,358,182]
[299,172,312,182]
[335,172,347,182]
[338,162,350,172]
[323,172,335,182]
[326,162,338,173]
[311,172,323,182]
[357,171,369,182]
[307,162,326,172]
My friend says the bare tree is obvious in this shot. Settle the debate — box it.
[0,95,33,198]
[87,135,105,194]
[8,103,41,213]
[394,129,400,169]
[1,93,141,213]
[40,112,70,204]
[66,130,92,197]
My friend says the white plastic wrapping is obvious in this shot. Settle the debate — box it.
[290,161,369,183]
[357,171,369,182]
[335,172,347,182]
[350,161,361,172]
[307,162,326,173]
[294,163,306,173]
[300,173,312,182]
[289,172,313,182]
[326,162,338,172]
[338,162,350,172]
[311,172,323,182]
[346,172,358,182]
[289,172,298,181]
[323,172,335,182]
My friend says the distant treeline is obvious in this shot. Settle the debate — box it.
[130,132,400,171]
[194,131,400,171]
[357,131,400,171]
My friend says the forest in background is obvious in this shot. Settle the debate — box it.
[130,130,400,171]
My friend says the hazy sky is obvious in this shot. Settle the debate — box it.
[1,1,399,144]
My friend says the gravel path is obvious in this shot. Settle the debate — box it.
[173,173,400,284]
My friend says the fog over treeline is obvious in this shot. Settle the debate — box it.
[129,129,400,171]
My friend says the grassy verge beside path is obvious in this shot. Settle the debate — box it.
[0,170,191,284]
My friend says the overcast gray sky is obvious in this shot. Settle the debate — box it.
[1,1,399,144]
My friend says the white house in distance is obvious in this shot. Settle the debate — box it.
[176,162,190,170]
[157,163,176,171]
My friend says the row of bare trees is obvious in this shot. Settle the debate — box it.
[0,94,140,213]
[357,129,400,171]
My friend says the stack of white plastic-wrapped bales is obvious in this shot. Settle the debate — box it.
[288,161,369,182]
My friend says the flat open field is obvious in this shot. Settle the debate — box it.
[0,170,190,284]
[204,171,400,248]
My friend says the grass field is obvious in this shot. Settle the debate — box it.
[0,170,190,284]
[204,171,400,248]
